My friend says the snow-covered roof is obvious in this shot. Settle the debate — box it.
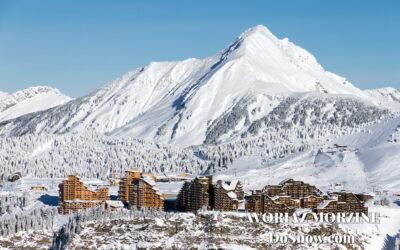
[87,185,99,192]
[106,200,124,207]
[64,199,103,203]
[139,177,163,197]
[317,199,336,209]
[279,178,294,185]
[270,196,280,201]
[227,191,238,200]
[294,208,313,215]
[220,180,239,191]
[142,175,156,187]
[359,192,375,197]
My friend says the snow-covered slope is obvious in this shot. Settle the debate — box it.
[0,25,384,147]
[365,87,400,111]
[212,115,400,194]
[0,91,8,99]
[0,86,71,122]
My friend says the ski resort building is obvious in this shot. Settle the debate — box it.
[301,195,325,209]
[246,179,325,213]
[316,192,368,214]
[245,190,264,213]
[177,176,244,212]
[58,175,109,214]
[262,195,299,214]
[213,180,244,211]
[118,170,141,204]
[118,170,164,210]
[177,176,213,211]
[128,175,164,209]
[262,179,324,198]
[246,179,368,214]
[245,192,300,214]
[30,185,48,191]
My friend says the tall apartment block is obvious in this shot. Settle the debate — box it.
[177,176,213,211]
[118,170,164,209]
[316,191,368,214]
[177,176,244,212]
[59,175,109,214]
[118,170,141,204]
[213,180,244,211]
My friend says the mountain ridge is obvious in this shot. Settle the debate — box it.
[0,86,71,122]
[0,25,396,147]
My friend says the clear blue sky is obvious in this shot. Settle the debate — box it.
[0,0,399,97]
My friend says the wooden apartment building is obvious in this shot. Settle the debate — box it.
[177,177,244,212]
[247,179,324,213]
[59,175,109,214]
[301,195,325,209]
[246,179,368,215]
[213,180,244,211]
[245,190,263,213]
[118,170,142,204]
[262,179,323,198]
[129,176,163,209]
[177,176,212,212]
[317,192,368,214]
[118,170,164,210]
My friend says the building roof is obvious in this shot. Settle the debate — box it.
[317,198,337,209]
[64,199,104,203]
[303,194,324,199]
[139,176,163,197]
[220,180,239,191]
[270,196,280,201]
[294,208,313,215]
[87,185,99,192]
[127,169,141,173]
[227,191,238,200]
[105,200,124,207]
[279,178,294,185]
[142,175,156,187]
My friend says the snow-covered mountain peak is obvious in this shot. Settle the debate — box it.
[206,25,365,99]
[12,86,64,101]
[0,25,392,146]
[238,24,278,43]
[220,24,282,61]
[225,25,318,70]
[0,85,71,122]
